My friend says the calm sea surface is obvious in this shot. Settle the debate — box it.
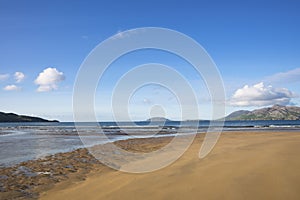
[1,120,300,167]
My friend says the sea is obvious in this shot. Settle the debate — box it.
[1,120,300,167]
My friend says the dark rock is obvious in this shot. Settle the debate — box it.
[64,165,74,169]
[0,185,6,192]
[13,166,37,177]
[0,175,8,180]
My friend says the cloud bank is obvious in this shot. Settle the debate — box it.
[230,82,295,107]
[14,72,25,83]
[3,84,21,91]
[34,68,65,92]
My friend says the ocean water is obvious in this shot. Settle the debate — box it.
[0,120,300,167]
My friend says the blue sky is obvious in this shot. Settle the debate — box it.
[0,0,300,121]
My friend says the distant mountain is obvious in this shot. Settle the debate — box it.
[0,112,59,123]
[226,110,251,119]
[147,117,171,122]
[226,105,300,120]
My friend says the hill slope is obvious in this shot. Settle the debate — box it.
[0,112,59,123]
[226,105,300,120]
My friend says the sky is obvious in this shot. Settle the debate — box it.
[0,0,300,121]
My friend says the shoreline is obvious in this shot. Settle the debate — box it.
[0,135,174,200]
[2,126,300,168]
[1,131,300,199]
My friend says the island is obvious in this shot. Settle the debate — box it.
[146,117,171,122]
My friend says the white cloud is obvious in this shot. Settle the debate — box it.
[265,68,300,84]
[3,84,21,91]
[229,82,295,107]
[0,74,9,81]
[112,29,143,40]
[34,68,65,92]
[112,30,127,40]
[14,72,25,83]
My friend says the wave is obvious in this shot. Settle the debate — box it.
[0,130,28,137]
[268,125,300,128]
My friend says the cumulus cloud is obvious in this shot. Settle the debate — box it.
[14,72,25,83]
[0,74,9,81]
[230,82,295,107]
[265,68,300,84]
[34,68,65,92]
[3,84,21,91]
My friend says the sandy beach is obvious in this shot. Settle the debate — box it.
[2,1,299,199]
[1,131,300,200]
[38,131,300,200]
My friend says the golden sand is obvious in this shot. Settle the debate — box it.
[40,131,300,200]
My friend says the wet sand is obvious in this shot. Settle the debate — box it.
[0,137,172,200]
[2,131,300,199]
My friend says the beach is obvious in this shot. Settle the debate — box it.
[41,131,300,200]
[2,131,300,199]
[2,1,299,199]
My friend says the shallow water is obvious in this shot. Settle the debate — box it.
[1,120,300,167]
